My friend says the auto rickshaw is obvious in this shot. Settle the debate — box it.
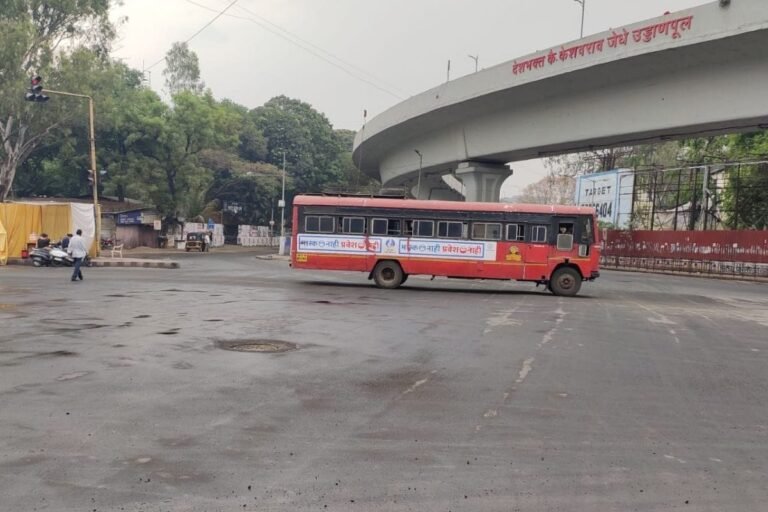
[185,232,206,252]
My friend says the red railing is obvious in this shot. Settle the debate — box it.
[601,230,768,278]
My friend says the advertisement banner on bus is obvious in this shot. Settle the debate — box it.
[574,169,634,228]
[297,234,497,260]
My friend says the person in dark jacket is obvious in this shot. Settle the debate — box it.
[36,233,50,249]
[61,233,72,250]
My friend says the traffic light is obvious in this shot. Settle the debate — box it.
[25,75,49,102]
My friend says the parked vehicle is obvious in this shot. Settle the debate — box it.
[100,237,114,249]
[185,232,206,252]
[49,245,74,266]
[29,244,89,268]
[29,247,53,267]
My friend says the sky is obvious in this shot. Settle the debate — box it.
[111,0,708,196]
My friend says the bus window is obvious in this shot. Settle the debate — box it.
[305,215,335,233]
[413,220,434,237]
[577,216,593,244]
[471,222,502,240]
[387,219,401,236]
[531,225,548,243]
[506,223,525,241]
[342,217,366,234]
[371,218,388,235]
[437,221,463,239]
[403,220,413,236]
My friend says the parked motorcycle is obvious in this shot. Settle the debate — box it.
[100,237,114,249]
[29,244,88,268]
[49,245,74,266]
[29,247,53,267]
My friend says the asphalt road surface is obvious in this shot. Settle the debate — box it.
[1,252,767,512]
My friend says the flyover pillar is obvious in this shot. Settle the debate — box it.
[455,162,512,202]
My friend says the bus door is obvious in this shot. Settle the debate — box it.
[524,223,550,279]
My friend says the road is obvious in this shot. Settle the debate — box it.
[1,252,767,511]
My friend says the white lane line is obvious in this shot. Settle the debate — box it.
[402,378,429,395]
[516,358,535,384]
[540,306,567,346]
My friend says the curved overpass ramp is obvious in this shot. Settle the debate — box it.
[353,0,768,201]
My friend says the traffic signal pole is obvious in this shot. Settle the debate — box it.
[44,89,100,256]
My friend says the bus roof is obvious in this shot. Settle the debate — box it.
[293,195,595,216]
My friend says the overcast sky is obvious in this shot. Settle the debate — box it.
[111,0,707,195]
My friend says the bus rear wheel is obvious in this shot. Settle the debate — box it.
[549,267,582,297]
[372,261,404,289]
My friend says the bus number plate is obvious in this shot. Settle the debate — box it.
[296,253,308,263]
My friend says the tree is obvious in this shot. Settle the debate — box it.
[251,96,344,193]
[0,0,115,200]
[518,174,575,205]
[163,42,204,96]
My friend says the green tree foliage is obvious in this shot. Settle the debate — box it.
[1,5,370,228]
[251,96,344,193]
[163,42,205,95]
[0,0,114,200]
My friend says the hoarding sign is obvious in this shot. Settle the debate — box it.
[574,169,634,228]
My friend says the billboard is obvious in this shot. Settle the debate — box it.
[574,169,634,228]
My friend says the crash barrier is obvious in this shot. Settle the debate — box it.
[602,230,768,280]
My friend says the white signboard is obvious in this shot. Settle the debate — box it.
[574,169,634,228]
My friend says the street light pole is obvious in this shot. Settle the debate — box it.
[414,150,423,199]
[45,89,100,255]
[573,0,586,38]
[468,54,479,73]
[278,151,287,255]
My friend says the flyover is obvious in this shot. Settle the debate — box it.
[353,0,768,201]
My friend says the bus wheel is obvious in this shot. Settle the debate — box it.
[549,267,582,297]
[372,261,404,289]
[401,274,409,284]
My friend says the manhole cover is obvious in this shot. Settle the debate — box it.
[217,339,297,353]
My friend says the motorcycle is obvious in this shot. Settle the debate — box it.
[29,246,53,267]
[29,244,88,268]
[49,245,74,266]
[100,237,114,249]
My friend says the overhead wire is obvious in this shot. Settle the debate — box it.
[145,0,240,71]
[183,0,406,100]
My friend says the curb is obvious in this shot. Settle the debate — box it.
[254,254,289,261]
[5,258,179,269]
[92,258,180,269]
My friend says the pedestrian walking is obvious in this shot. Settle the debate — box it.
[203,232,211,252]
[68,229,88,282]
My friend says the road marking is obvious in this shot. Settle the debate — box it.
[539,306,567,346]
[516,358,534,384]
[484,307,522,334]
[483,409,498,418]
[669,329,681,344]
[664,454,687,464]
[402,378,429,395]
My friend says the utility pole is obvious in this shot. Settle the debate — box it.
[573,0,586,38]
[278,151,287,255]
[446,60,451,82]
[414,150,423,199]
[45,89,101,256]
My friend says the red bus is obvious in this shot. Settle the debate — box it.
[290,195,600,296]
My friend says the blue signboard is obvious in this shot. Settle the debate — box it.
[117,211,143,225]
[207,217,215,230]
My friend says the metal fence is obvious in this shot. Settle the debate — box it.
[620,161,768,231]
[601,229,768,279]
